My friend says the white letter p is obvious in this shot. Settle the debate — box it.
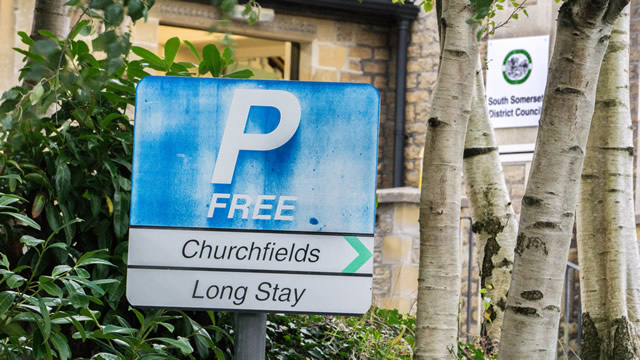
[211,89,301,184]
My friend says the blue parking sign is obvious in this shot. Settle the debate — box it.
[128,77,380,314]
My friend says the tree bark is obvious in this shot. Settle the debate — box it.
[463,57,517,345]
[31,0,70,41]
[577,6,640,359]
[498,0,629,358]
[414,0,479,358]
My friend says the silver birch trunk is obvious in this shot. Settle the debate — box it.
[414,0,479,357]
[498,0,629,358]
[463,58,517,345]
[576,6,640,359]
[30,0,69,40]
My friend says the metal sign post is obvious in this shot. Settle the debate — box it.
[127,77,380,355]
[235,312,267,360]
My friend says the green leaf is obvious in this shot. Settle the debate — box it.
[248,11,258,25]
[89,0,111,9]
[183,40,201,62]
[38,297,51,341]
[55,162,71,202]
[65,283,89,308]
[75,267,90,278]
[101,324,137,335]
[13,47,46,62]
[422,0,434,12]
[99,113,122,128]
[0,291,15,316]
[127,0,145,21]
[105,3,125,26]
[202,44,223,77]
[6,273,26,288]
[1,212,41,230]
[132,46,167,70]
[223,69,254,79]
[222,47,233,63]
[118,176,131,191]
[49,332,71,360]
[164,37,180,68]
[38,30,60,42]
[30,83,45,105]
[158,321,175,333]
[52,265,72,277]
[214,348,225,360]
[40,280,63,298]
[45,203,61,232]
[75,249,108,268]
[156,336,194,355]
[20,235,45,247]
[58,203,75,244]
[0,253,9,268]
[77,257,115,267]
[1,114,12,130]
[17,31,34,46]
[53,217,83,235]
[68,19,90,40]
[47,242,68,251]
[25,172,51,190]
[32,192,47,218]
[129,306,145,326]
[61,314,87,341]
[94,353,120,360]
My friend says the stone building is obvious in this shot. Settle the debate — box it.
[1,0,640,346]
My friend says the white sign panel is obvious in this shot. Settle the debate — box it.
[486,35,550,128]
[127,77,380,315]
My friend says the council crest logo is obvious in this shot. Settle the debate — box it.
[502,49,532,85]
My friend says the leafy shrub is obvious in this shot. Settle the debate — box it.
[0,1,252,358]
[265,307,416,359]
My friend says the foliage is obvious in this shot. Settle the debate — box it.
[265,307,415,359]
[467,0,528,40]
[454,339,498,360]
[0,1,252,358]
[392,0,528,40]
[390,0,434,12]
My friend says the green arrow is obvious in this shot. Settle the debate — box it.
[342,236,373,273]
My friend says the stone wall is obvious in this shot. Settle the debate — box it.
[403,10,440,187]
[373,187,421,313]
[0,0,35,95]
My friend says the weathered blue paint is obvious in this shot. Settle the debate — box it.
[131,77,379,234]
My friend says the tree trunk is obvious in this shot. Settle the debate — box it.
[31,0,69,40]
[414,0,479,357]
[463,57,517,345]
[498,0,629,358]
[577,6,640,359]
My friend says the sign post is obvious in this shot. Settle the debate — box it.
[127,77,380,355]
[235,312,267,360]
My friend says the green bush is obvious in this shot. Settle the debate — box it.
[0,1,251,358]
[265,307,415,359]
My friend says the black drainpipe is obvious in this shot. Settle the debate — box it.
[393,18,410,188]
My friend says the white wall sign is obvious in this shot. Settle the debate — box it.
[127,77,380,315]
[486,35,550,128]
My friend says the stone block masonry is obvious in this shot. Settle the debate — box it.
[403,9,440,187]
